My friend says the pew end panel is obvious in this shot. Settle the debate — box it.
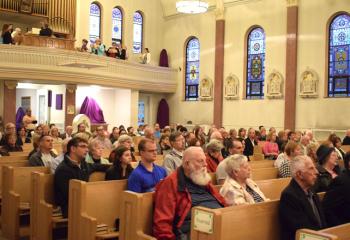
[68,179,127,240]
[191,200,280,240]
[296,229,338,240]
[119,191,156,240]
[2,166,49,239]
[320,222,350,240]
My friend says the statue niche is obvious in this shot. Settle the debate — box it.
[224,74,239,100]
[266,70,284,99]
[199,77,213,101]
[300,68,319,98]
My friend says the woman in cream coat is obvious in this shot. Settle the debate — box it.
[220,154,268,205]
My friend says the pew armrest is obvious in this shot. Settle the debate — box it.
[80,213,98,240]
[136,231,157,240]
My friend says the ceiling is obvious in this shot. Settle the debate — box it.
[160,0,258,18]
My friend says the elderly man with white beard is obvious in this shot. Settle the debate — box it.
[153,147,226,240]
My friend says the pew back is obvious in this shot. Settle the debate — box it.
[251,167,279,181]
[0,159,29,194]
[321,222,350,240]
[250,160,274,169]
[256,178,291,200]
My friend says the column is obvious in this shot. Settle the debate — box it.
[284,0,299,130]
[3,81,17,125]
[65,84,77,127]
[213,0,225,127]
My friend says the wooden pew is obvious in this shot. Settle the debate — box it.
[251,167,279,181]
[119,191,155,240]
[250,160,274,169]
[253,145,263,154]
[256,178,291,200]
[191,200,280,240]
[68,179,127,240]
[2,166,50,240]
[296,223,350,240]
[341,145,350,153]
[88,172,106,182]
[30,172,67,240]
[250,153,265,161]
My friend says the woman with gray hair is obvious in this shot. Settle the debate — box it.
[220,154,268,206]
[110,134,136,162]
[205,139,224,172]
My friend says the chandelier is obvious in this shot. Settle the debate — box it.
[176,1,209,14]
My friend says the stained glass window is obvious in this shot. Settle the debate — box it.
[185,38,200,101]
[246,27,265,99]
[112,7,123,44]
[133,11,143,54]
[328,14,350,97]
[89,3,101,43]
[138,101,145,126]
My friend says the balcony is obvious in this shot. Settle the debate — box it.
[0,45,177,93]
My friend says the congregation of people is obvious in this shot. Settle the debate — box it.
[1,110,350,239]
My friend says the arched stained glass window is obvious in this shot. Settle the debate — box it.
[133,11,143,54]
[112,7,123,44]
[89,2,101,42]
[185,38,200,101]
[328,14,350,97]
[246,27,265,99]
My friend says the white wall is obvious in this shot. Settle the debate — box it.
[16,84,66,129]
[76,86,132,131]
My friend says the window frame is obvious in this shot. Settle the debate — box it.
[111,6,123,44]
[89,2,102,43]
[243,26,266,99]
[133,11,144,54]
[184,37,201,101]
[325,12,350,98]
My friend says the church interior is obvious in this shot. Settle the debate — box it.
[0,0,350,239]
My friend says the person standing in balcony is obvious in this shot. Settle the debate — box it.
[140,48,151,64]
[91,38,106,56]
[1,24,13,44]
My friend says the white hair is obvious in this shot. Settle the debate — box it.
[117,135,132,144]
[290,155,310,178]
[206,139,223,152]
[224,154,248,176]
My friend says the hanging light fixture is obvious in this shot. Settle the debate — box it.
[176,0,209,14]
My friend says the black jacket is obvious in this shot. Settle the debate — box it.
[54,154,109,217]
[243,138,257,157]
[343,136,350,145]
[323,170,350,227]
[279,179,327,240]
[2,31,12,44]
[105,164,133,180]
[312,164,342,193]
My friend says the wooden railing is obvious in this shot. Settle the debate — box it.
[0,45,178,93]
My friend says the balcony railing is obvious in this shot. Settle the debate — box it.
[0,45,177,93]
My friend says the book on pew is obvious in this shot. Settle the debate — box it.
[96,224,109,234]
[52,207,63,218]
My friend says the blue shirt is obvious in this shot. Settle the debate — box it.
[127,162,167,193]
[154,131,161,139]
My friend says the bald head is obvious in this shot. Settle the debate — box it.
[210,131,223,142]
[144,127,154,140]
[346,129,350,137]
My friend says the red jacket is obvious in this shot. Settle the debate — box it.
[205,153,224,173]
[153,167,226,240]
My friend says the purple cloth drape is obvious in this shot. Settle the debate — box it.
[16,107,25,130]
[79,97,106,124]
[156,98,169,129]
[159,49,169,67]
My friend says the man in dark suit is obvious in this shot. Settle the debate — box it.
[323,152,350,226]
[279,155,327,240]
[243,128,257,157]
